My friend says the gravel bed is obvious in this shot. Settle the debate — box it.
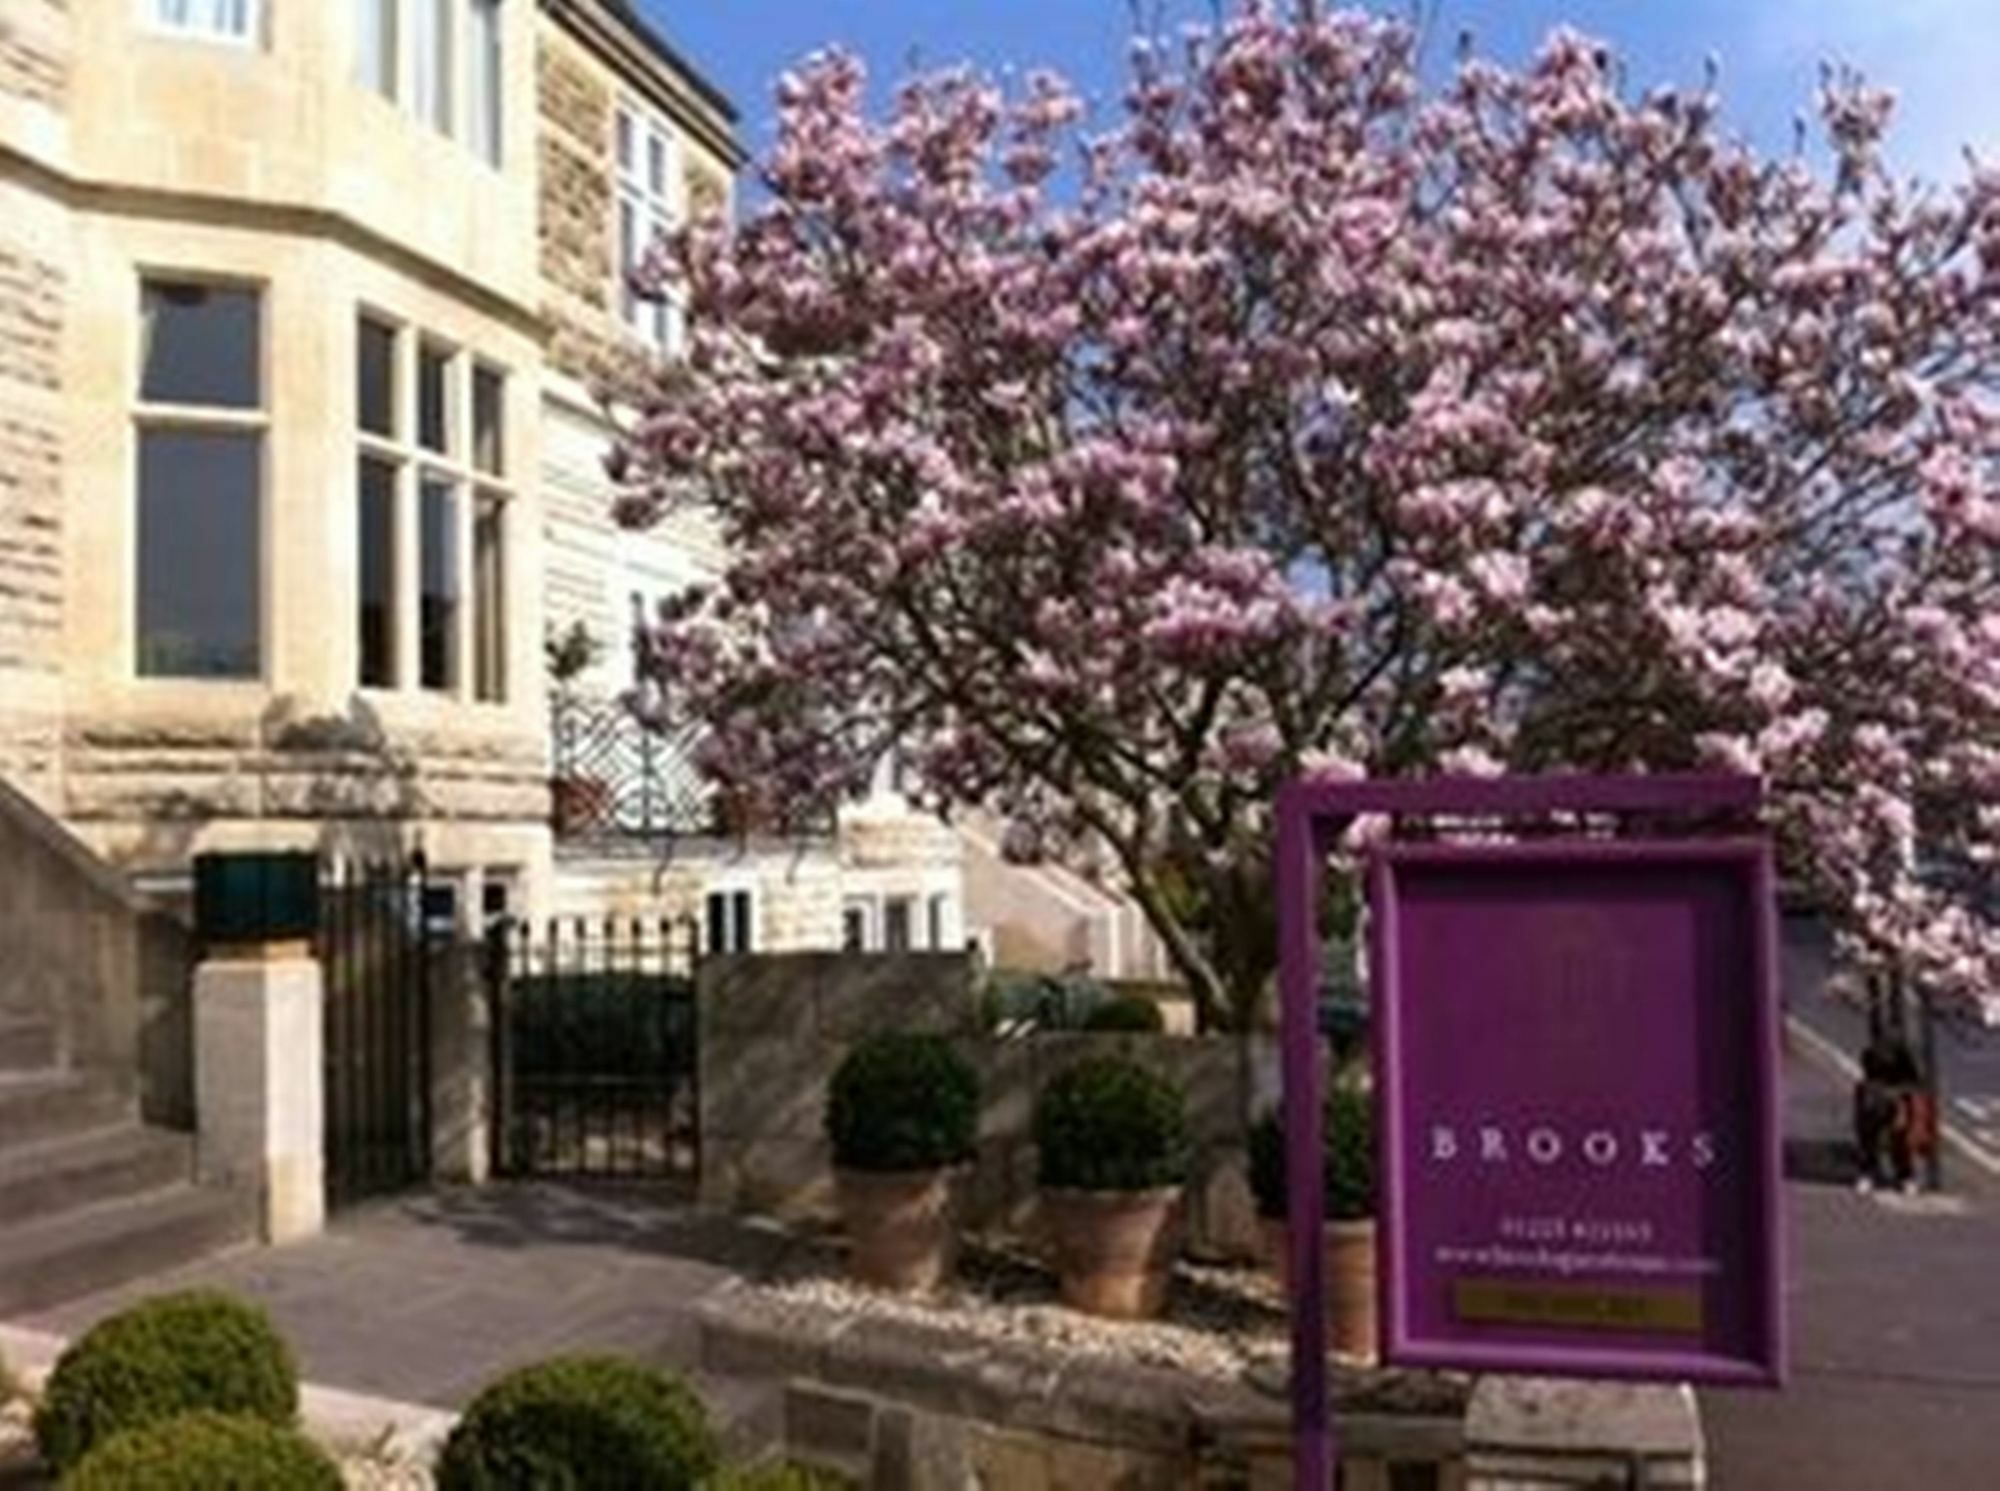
[757,1241,1469,1417]
[764,1241,1310,1383]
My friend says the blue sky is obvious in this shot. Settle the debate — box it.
[643,1,1998,186]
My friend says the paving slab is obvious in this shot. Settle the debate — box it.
[13,1182,802,1409]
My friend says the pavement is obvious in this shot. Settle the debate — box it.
[1700,1042,2000,1491]
[15,1182,801,1409]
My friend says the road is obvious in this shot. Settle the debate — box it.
[1781,914,2000,1178]
[1699,1047,2000,1489]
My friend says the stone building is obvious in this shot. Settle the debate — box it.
[0,0,963,950]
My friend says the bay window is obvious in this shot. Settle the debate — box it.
[356,315,511,701]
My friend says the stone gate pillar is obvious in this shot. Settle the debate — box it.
[191,852,325,1244]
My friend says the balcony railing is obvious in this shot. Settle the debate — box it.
[549,692,833,845]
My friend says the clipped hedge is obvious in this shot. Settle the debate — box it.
[61,1410,341,1491]
[826,1032,980,1173]
[35,1290,298,1473]
[1035,1055,1190,1192]
[1080,995,1166,1033]
[435,1355,718,1491]
[1249,1080,1376,1223]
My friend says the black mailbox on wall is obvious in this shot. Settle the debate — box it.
[193,852,319,946]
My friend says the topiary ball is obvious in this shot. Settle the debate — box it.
[1034,1055,1191,1192]
[1248,1081,1377,1223]
[1080,995,1166,1034]
[825,1032,980,1173]
[34,1290,298,1473]
[60,1410,342,1491]
[434,1355,718,1491]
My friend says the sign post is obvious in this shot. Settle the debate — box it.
[1273,775,1786,1490]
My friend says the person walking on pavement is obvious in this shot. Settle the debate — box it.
[1854,1032,1924,1194]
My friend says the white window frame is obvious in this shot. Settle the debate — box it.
[705,886,757,955]
[614,101,685,355]
[355,311,513,703]
[883,896,916,954]
[134,274,269,683]
[841,896,880,953]
[143,0,261,47]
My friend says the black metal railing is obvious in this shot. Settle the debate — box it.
[487,915,701,1182]
[319,856,434,1209]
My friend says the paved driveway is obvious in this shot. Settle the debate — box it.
[19,1183,799,1410]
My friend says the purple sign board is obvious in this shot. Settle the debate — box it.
[1273,776,1785,1491]
[1371,839,1786,1385]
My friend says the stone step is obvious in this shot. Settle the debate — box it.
[697,1369,787,1465]
[0,1072,127,1152]
[0,1123,195,1229]
[0,1181,257,1317]
[0,1018,58,1075]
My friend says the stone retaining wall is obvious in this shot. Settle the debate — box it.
[697,954,1273,1258]
[698,1287,1468,1491]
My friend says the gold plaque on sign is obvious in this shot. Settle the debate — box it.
[1452,1278,1704,1335]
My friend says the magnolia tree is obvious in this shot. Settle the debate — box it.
[613,1,2000,1027]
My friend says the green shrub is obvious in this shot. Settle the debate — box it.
[826,1032,981,1173]
[706,1460,859,1491]
[61,1410,341,1491]
[34,1290,298,1473]
[1081,995,1166,1033]
[1248,1081,1376,1223]
[1035,1055,1190,1192]
[435,1355,717,1491]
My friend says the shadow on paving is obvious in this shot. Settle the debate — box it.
[17,1182,806,1410]
[1700,1051,2000,1491]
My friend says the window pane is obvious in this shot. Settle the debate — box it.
[358,458,397,687]
[647,132,667,197]
[418,344,451,454]
[616,110,634,173]
[473,490,505,702]
[138,428,260,678]
[732,891,753,953]
[420,477,459,690]
[618,198,637,325]
[472,366,503,474]
[842,906,866,953]
[358,319,396,437]
[140,281,260,408]
[356,0,395,95]
[928,894,947,951]
[884,899,912,953]
[413,0,453,133]
[151,0,255,40]
[469,0,502,165]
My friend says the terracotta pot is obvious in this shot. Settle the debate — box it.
[1042,1187,1183,1320]
[550,777,610,835]
[1263,1215,1379,1359]
[836,1168,957,1293]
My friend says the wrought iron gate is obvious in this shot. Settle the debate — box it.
[319,857,435,1208]
[487,916,700,1181]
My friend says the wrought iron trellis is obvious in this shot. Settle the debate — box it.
[549,691,839,844]
[550,692,717,841]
